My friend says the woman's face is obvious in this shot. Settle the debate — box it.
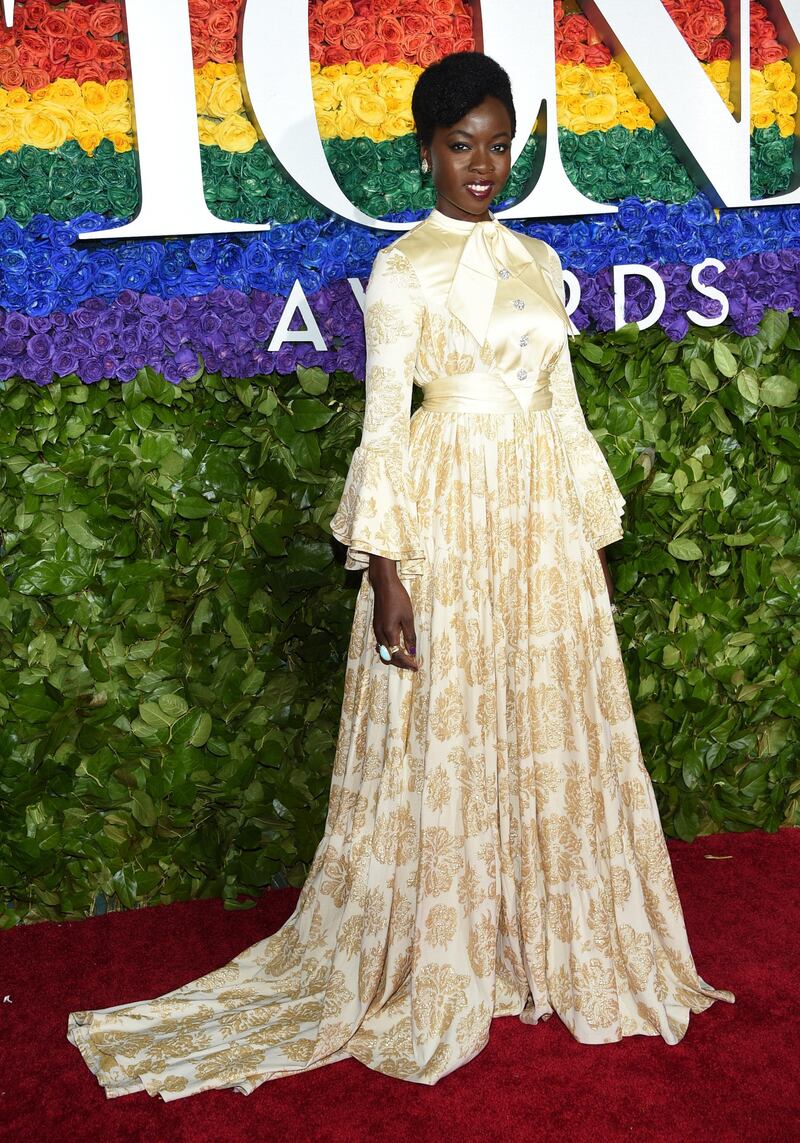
[421,95,513,223]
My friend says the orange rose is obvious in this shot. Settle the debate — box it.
[340,18,371,51]
[453,15,473,39]
[361,40,388,66]
[376,16,404,44]
[417,41,445,67]
[424,0,456,14]
[40,12,71,37]
[560,43,586,64]
[708,39,731,61]
[320,0,355,23]
[323,45,351,66]
[584,44,612,68]
[22,66,49,91]
[208,10,238,38]
[0,64,24,87]
[70,7,91,35]
[562,14,590,43]
[209,37,236,62]
[189,0,212,17]
[88,3,124,37]
[76,62,107,85]
[68,35,95,64]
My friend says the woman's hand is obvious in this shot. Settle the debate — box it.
[598,547,615,606]
[368,555,418,672]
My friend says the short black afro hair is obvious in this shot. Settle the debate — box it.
[412,52,516,148]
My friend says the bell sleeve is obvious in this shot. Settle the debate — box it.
[330,244,426,576]
[545,245,626,550]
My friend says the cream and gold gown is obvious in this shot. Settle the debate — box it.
[67,208,734,1100]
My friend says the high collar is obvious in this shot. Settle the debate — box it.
[427,206,497,234]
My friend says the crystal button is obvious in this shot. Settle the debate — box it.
[519,335,529,347]
[517,368,528,381]
[513,298,525,310]
[498,268,510,280]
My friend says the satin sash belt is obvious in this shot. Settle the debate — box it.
[420,372,552,415]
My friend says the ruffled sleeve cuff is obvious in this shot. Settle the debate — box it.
[330,444,426,576]
[567,432,626,549]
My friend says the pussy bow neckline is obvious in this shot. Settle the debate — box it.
[428,207,577,345]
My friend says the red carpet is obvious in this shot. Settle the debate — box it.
[1,827,797,1143]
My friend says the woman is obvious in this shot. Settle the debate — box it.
[68,51,734,1101]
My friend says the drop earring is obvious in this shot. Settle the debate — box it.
[420,157,430,175]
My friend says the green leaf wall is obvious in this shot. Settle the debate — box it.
[1,316,798,926]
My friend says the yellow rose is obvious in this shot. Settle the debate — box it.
[763,60,794,89]
[0,111,16,146]
[336,109,361,138]
[215,113,257,152]
[774,90,798,115]
[323,64,346,81]
[310,61,321,77]
[752,110,776,129]
[346,89,388,130]
[583,93,617,127]
[776,113,795,137]
[109,131,133,153]
[383,111,414,138]
[344,61,365,76]
[72,108,100,136]
[21,108,68,149]
[314,109,338,138]
[618,110,641,131]
[48,77,82,108]
[77,130,102,154]
[194,73,212,114]
[705,60,730,83]
[81,82,109,115]
[571,117,590,136]
[7,88,29,110]
[563,93,585,116]
[556,65,585,94]
[197,117,217,145]
[106,79,129,107]
[311,75,336,113]
[207,74,244,118]
[200,61,217,81]
[751,89,774,116]
[380,64,416,108]
[101,107,132,133]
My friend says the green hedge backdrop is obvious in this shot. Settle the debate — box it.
[1,312,799,927]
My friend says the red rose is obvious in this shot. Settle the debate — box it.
[562,14,590,43]
[209,36,236,62]
[340,17,371,51]
[40,12,71,37]
[76,60,107,84]
[189,0,212,18]
[48,36,70,63]
[431,16,453,37]
[191,38,209,68]
[684,10,725,40]
[89,3,124,37]
[417,40,445,67]
[584,43,612,67]
[707,39,732,61]
[751,14,777,40]
[319,0,355,24]
[404,13,431,36]
[452,36,475,54]
[424,0,456,14]
[559,41,586,63]
[361,39,388,65]
[69,7,91,34]
[24,0,49,27]
[453,15,472,38]
[689,36,712,60]
[754,40,788,66]
[554,1,565,23]
[0,63,24,86]
[322,44,351,65]
[207,10,238,38]
[16,33,46,67]
[0,46,16,67]
[22,65,51,90]
[376,16,404,44]
[66,34,94,63]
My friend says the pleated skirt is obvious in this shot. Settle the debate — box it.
[67,405,734,1100]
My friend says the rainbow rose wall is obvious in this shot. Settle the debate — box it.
[0,0,798,924]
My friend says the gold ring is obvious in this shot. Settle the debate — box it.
[388,644,402,654]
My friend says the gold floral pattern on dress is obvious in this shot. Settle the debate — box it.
[67,210,733,1102]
